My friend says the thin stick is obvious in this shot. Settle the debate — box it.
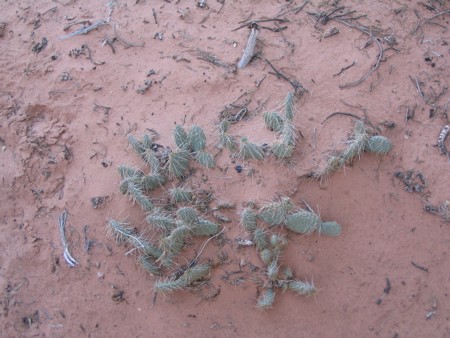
[333,60,356,77]
[234,18,288,31]
[375,277,391,304]
[152,8,158,25]
[63,19,92,31]
[411,261,428,272]
[265,59,303,92]
[409,75,425,100]
[59,19,108,40]
[312,127,316,150]
[42,6,57,16]
[322,111,362,123]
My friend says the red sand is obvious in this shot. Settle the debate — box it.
[1,1,449,337]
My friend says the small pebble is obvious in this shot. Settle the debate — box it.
[235,165,242,173]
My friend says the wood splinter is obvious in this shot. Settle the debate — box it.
[237,23,260,69]
[438,125,449,156]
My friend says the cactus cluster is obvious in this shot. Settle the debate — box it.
[170,124,216,176]
[314,120,392,179]
[255,197,342,237]
[110,126,221,294]
[217,120,237,151]
[238,197,335,308]
[263,92,299,160]
[215,92,299,162]
[153,264,211,295]
[107,91,391,309]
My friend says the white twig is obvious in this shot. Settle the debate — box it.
[58,19,109,40]
[237,24,260,69]
[59,210,78,267]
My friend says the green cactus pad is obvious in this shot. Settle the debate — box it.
[267,260,279,281]
[284,92,295,121]
[263,111,284,131]
[218,120,230,133]
[142,133,154,149]
[260,248,273,264]
[258,197,293,226]
[120,178,153,211]
[167,149,190,178]
[280,121,297,146]
[146,210,177,232]
[188,125,207,152]
[271,142,294,159]
[169,186,192,203]
[240,207,258,233]
[319,221,342,237]
[365,135,392,154]
[153,277,186,295]
[285,210,321,234]
[160,224,190,255]
[288,280,316,296]
[257,288,275,309]
[127,134,145,156]
[176,207,199,225]
[253,227,269,251]
[139,254,161,275]
[140,173,166,192]
[117,165,143,179]
[218,132,237,151]
[173,125,189,149]
[239,137,265,160]
[191,219,220,236]
[180,264,211,284]
[195,150,215,168]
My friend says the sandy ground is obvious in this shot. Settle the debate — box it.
[1,0,449,337]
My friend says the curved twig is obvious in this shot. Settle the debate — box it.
[322,111,362,124]
[412,9,450,34]
[333,18,384,89]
